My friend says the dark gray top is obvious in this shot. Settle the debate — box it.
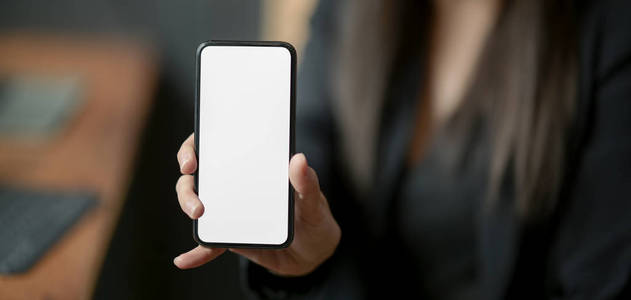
[395,125,488,299]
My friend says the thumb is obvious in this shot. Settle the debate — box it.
[289,153,325,225]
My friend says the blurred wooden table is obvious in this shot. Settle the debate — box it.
[0,33,156,299]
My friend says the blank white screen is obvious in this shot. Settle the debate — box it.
[198,45,290,245]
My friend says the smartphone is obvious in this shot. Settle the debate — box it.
[194,41,295,248]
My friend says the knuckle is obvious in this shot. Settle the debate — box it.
[182,187,195,200]
[183,146,193,158]
[176,151,183,163]
[177,145,186,158]
[175,175,187,193]
[175,178,182,193]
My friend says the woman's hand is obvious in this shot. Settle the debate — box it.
[174,133,341,276]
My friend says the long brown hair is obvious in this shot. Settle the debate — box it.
[331,0,577,219]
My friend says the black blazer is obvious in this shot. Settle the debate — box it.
[240,0,631,299]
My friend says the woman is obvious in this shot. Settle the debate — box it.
[174,0,631,298]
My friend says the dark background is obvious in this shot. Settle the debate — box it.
[0,0,261,298]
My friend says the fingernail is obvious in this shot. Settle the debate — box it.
[173,256,181,265]
[304,166,314,182]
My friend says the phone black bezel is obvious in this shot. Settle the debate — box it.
[193,40,296,249]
